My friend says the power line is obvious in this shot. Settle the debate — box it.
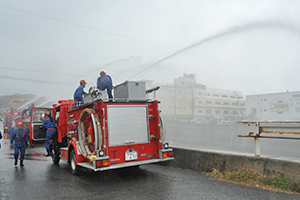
[0,4,174,52]
[0,66,81,76]
[0,66,97,78]
[0,86,34,93]
[0,75,60,84]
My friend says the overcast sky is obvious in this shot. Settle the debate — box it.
[1,0,300,105]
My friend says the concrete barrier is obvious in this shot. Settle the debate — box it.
[161,148,300,182]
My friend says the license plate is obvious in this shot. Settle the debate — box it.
[125,150,138,161]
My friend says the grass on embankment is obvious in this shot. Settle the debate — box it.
[207,168,300,194]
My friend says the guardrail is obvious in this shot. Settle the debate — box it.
[238,121,300,157]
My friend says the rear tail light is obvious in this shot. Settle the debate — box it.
[162,152,168,158]
[95,160,102,168]
[103,159,109,166]
[162,150,173,158]
[95,158,110,168]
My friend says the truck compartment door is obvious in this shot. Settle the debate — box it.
[31,108,52,141]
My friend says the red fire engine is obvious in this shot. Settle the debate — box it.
[23,106,52,145]
[47,84,173,174]
[3,110,19,138]
[3,111,13,138]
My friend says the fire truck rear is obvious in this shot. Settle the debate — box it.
[51,83,174,174]
[21,106,52,146]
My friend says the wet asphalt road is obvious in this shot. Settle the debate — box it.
[0,139,299,200]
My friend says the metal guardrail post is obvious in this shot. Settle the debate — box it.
[254,137,260,157]
[238,121,300,157]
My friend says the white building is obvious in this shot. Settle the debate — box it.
[152,74,246,121]
[245,91,300,121]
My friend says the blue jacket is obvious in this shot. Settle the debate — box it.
[41,117,56,129]
[74,85,86,101]
[10,128,29,145]
[97,74,112,90]
[8,128,14,136]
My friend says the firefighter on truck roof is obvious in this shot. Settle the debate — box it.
[40,112,56,157]
[74,79,87,105]
[10,121,30,167]
[97,71,113,100]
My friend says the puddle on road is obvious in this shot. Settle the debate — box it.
[5,152,48,161]
[2,139,49,161]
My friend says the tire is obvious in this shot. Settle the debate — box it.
[70,149,79,175]
[51,140,60,164]
[52,149,60,164]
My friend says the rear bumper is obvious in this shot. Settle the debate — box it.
[77,157,174,172]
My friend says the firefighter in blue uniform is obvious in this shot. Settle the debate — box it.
[8,125,14,138]
[10,121,30,167]
[21,108,28,118]
[74,79,87,105]
[97,71,113,100]
[28,104,34,116]
[41,112,56,157]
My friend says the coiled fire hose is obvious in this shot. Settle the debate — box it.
[78,108,102,160]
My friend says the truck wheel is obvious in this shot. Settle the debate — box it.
[70,150,79,175]
[52,149,60,164]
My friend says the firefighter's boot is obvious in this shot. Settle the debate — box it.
[14,155,18,167]
[20,160,24,167]
[46,149,52,157]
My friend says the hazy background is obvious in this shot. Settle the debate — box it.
[1,0,300,101]
[1,0,300,159]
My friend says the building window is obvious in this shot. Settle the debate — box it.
[232,102,238,106]
[198,110,202,113]
[215,101,221,105]
[222,95,228,98]
[223,110,229,114]
[213,94,219,97]
[206,110,212,114]
[199,101,202,104]
[206,101,212,104]
[232,111,237,115]
[223,102,229,105]
[215,110,221,114]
